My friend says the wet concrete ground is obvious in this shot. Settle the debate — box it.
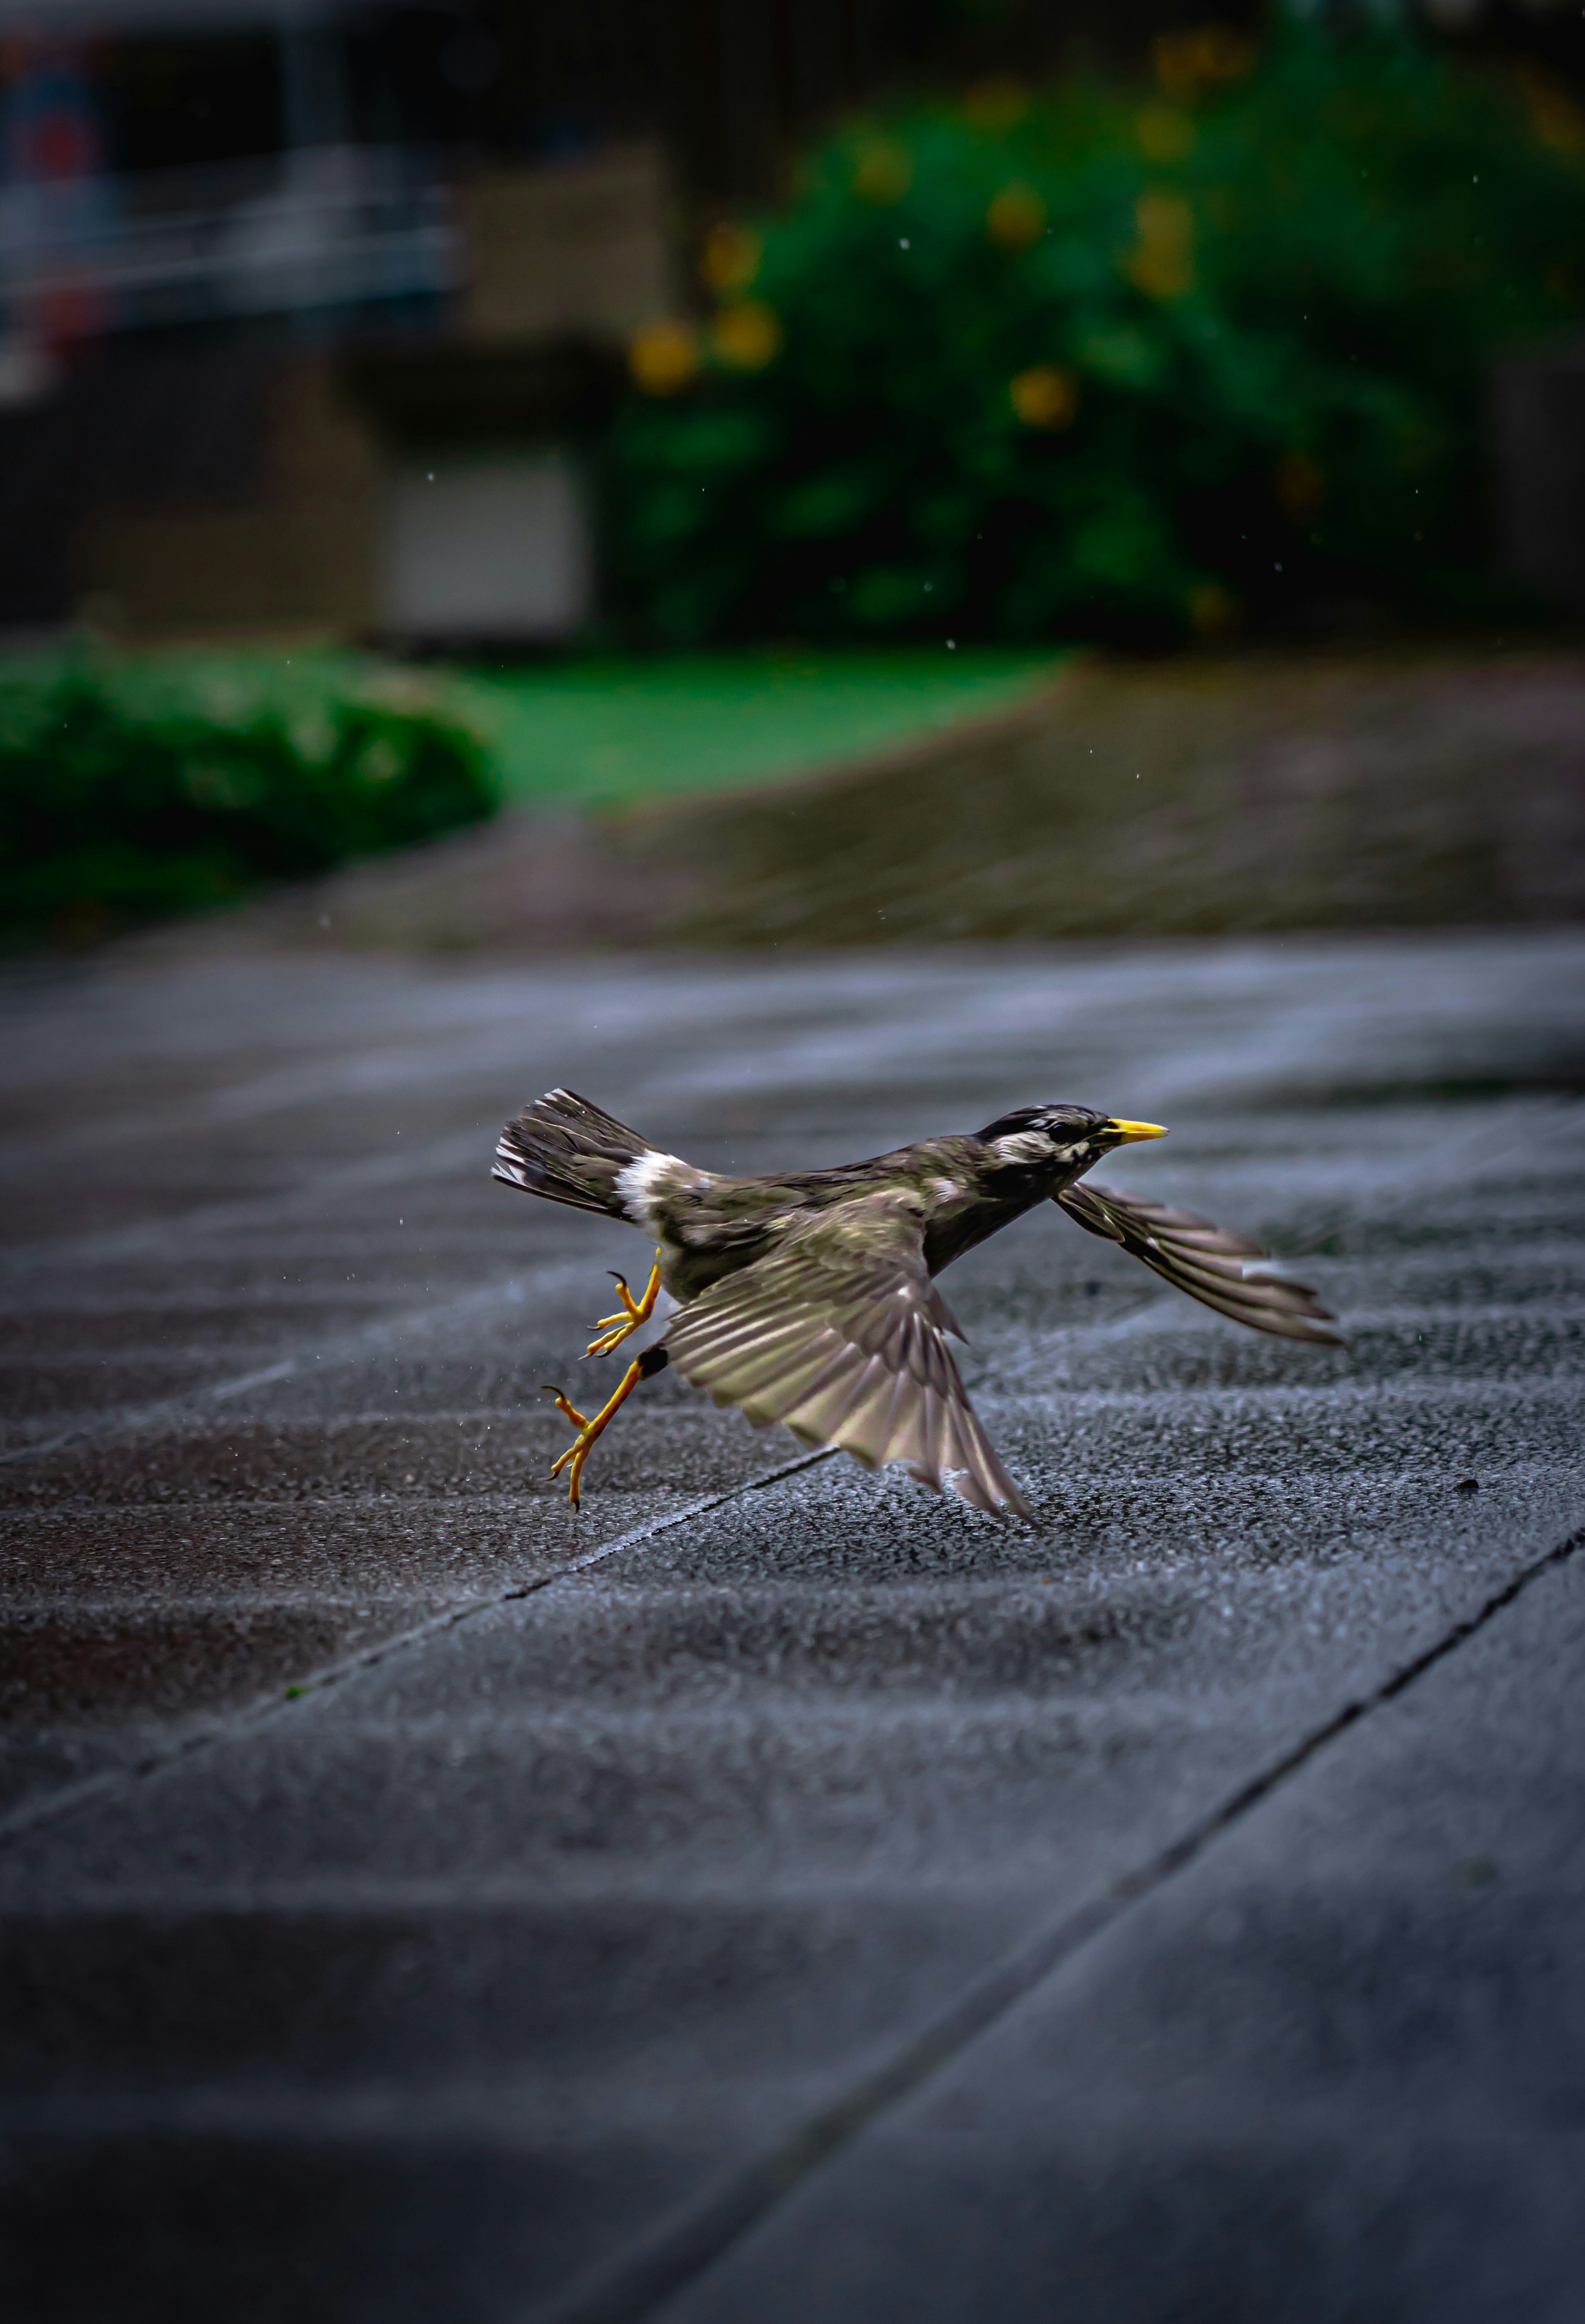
[1,930,1583,2322]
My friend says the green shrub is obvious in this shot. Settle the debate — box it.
[0,652,498,944]
[611,23,1585,644]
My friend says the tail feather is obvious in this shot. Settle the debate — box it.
[492,1086,654,1219]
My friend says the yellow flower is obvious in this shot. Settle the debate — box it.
[628,319,699,396]
[1153,27,1255,102]
[963,78,1030,132]
[1274,452,1325,521]
[1520,68,1585,155]
[1009,365,1079,431]
[986,181,1047,249]
[1136,104,1195,164]
[712,300,784,372]
[1126,193,1195,300]
[702,222,762,294]
[851,137,913,204]
[1187,581,1240,639]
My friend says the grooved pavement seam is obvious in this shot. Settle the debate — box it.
[0,1447,840,1852]
[532,1519,1585,2324]
[0,1259,598,1467]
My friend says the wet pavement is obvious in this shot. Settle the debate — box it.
[1,930,1583,2322]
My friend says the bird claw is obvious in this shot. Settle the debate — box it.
[542,1384,597,1503]
[549,1436,586,1482]
[583,1250,662,1359]
[543,1254,667,1505]
[542,1383,590,1430]
[587,1314,637,1358]
[544,1356,648,1508]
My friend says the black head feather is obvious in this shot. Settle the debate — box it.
[975,1103,1110,1144]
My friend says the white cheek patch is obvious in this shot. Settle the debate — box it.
[615,1150,690,1225]
[993,1131,1051,1165]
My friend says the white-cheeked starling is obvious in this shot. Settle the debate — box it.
[493,1088,1342,1519]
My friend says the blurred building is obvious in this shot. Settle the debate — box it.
[0,0,678,644]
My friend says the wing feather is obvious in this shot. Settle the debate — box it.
[1057,1182,1343,1345]
[665,1189,1031,1520]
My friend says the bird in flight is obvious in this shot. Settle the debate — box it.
[493,1087,1341,1519]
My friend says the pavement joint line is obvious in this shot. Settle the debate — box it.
[0,1445,840,1855]
[528,1519,1585,2324]
[0,1127,493,1283]
[0,1363,312,1472]
[0,1259,600,1470]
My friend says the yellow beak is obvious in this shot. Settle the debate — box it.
[1105,1119,1168,1143]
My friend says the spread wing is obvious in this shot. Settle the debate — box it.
[664,1189,1032,1520]
[1057,1181,1343,1346]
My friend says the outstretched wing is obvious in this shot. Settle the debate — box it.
[1057,1181,1343,1345]
[665,1189,1031,1520]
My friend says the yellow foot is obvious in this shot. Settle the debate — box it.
[586,1250,662,1358]
[543,1347,662,1508]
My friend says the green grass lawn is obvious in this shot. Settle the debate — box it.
[1,642,1066,944]
[453,648,1064,809]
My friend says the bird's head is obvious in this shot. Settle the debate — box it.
[974,1103,1167,1176]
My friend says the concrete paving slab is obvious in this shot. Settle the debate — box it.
[655,1546,1585,2324]
[0,932,1582,2322]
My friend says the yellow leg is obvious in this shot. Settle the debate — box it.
[542,1353,651,1509]
[586,1249,663,1358]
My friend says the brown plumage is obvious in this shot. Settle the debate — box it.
[493,1087,1342,1518]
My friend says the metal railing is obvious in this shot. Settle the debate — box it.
[0,144,461,334]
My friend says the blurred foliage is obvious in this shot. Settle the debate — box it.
[0,653,498,944]
[612,23,1585,645]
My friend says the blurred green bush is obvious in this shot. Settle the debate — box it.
[613,24,1585,644]
[0,653,498,944]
